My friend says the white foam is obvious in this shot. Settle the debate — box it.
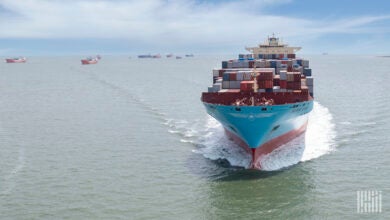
[193,117,252,168]
[301,102,336,161]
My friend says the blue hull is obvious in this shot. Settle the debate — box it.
[203,100,314,148]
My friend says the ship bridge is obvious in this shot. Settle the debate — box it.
[245,34,301,56]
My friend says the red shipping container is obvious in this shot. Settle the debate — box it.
[256,71,273,81]
[279,54,284,59]
[301,87,309,95]
[293,72,301,82]
[287,81,301,90]
[287,54,296,58]
[280,80,287,89]
[281,60,288,65]
[265,80,273,89]
[240,81,255,91]
[258,80,273,89]
[230,72,237,81]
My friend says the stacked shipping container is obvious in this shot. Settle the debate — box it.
[208,54,314,97]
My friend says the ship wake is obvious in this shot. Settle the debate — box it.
[193,101,336,171]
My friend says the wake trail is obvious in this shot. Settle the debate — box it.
[0,123,26,196]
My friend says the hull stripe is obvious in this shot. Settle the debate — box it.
[225,121,308,169]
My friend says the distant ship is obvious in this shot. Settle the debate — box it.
[138,54,152,58]
[5,57,27,63]
[201,35,314,169]
[152,54,161,58]
[81,56,99,65]
[176,56,182,59]
[185,54,194,57]
[166,54,174,58]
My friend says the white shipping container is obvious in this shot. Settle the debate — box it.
[227,62,233,68]
[280,89,287,92]
[219,89,229,93]
[273,86,280,89]
[280,71,287,80]
[216,78,223,83]
[306,77,314,86]
[236,71,244,81]
[258,89,266,93]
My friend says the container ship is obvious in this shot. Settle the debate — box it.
[81,56,99,65]
[81,58,98,65]
[201,35,314,169]
[5,57,27,63]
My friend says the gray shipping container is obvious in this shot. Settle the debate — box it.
[302,60,309,68]
[306,77,314,86]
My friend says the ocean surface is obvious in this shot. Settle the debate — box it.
[0,55,389,219]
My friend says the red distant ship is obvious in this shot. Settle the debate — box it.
[5,57,26,63]
[81,56,99,65]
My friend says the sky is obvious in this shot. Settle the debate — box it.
[0,0,389,55]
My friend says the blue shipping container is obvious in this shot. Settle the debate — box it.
[223,73,230,81]
[303,68,312,76]
[222,61,228,68]
[270,61,277,68]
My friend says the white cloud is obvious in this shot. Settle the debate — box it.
[0,0,389,51]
